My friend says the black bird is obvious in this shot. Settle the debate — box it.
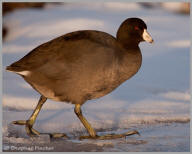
[6,17,153,139]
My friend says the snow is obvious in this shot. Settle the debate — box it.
[2,2,190,152]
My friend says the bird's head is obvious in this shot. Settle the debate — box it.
[117,18,154,47]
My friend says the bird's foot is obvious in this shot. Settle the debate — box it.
[12,120,40,136]
[79,130,140,140]
[47,133,68,139]
[12,120,68,139]
[12,120,27,125]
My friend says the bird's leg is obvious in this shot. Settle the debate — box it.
[74,104,97,138]
[74,104,140,140]
[12,95,68,138]
[12,95,47,136]
[25,95,47,136]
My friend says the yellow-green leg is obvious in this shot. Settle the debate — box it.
[74,104,97,138]
[12,95,47,136]
[74,104,140,140]
[12,95,67,138]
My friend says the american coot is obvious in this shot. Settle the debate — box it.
[6,17,153,139]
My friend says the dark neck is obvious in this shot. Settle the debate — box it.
[116,35,140,50]
[119,39,139,50]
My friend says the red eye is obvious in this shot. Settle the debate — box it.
[134,26,139,30]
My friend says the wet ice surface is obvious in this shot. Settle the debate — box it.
[2,2,190,152]
[80,123,190,152]
[3,123,190,152]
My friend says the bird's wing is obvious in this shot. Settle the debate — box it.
[8,30,119,74]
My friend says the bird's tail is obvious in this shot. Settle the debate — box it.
[6,65,23,72]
